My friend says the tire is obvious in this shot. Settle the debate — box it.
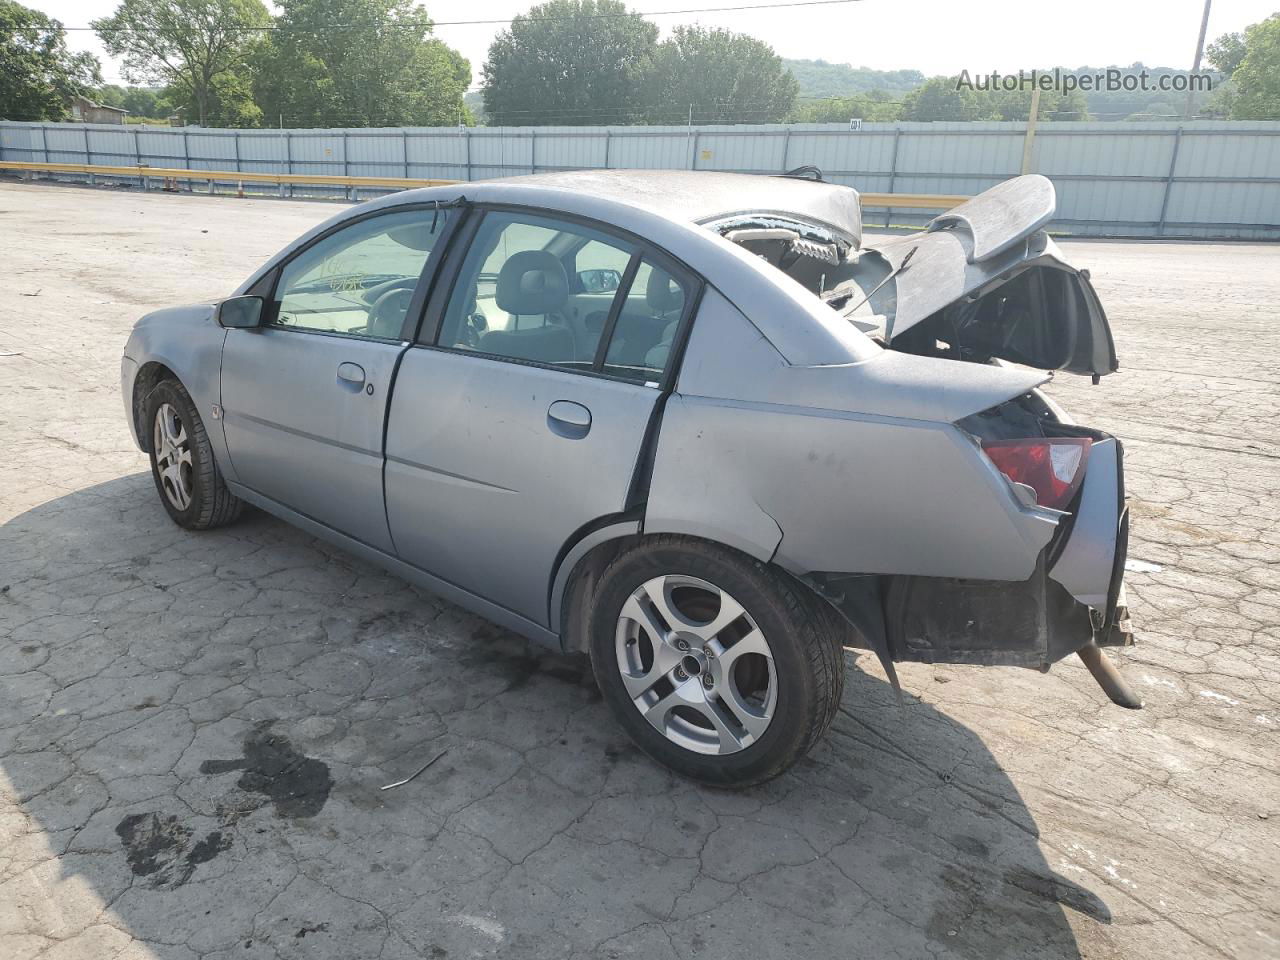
[587,535,845,787]
[143,379,243,530]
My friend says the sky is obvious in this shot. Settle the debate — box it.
[28,0,1280,89]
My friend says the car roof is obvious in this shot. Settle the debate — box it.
[237,169,876,368]
[399,170,863,244]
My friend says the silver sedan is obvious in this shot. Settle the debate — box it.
[121,170,1136,786]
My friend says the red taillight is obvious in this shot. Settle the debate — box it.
[981,438,1091,511]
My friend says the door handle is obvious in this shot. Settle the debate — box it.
[337,362,366,385]
[547,400,591,440]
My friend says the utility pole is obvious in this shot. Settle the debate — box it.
[1021,86,1042,174]
[686,103,693,164]
[1184,0,1213,119]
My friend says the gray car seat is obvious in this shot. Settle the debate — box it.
[637,269,685,370]
[480,251,575,363]
[607,267,685,369]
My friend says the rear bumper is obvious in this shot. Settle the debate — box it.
[884,557,1099,669]
[880,436,1130,669]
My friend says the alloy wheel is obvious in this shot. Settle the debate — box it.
[153,402,194,511]
[615,575,777,755]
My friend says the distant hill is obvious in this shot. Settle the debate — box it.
[464,91,487,124]
[782,59,925,99]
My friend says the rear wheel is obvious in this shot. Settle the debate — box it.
[144,379,242,530]
[588,536,845,787]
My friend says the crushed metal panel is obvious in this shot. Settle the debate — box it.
[643,394,785,563]
[647,393,1059,581]
[654,287,1061,582]
[1048,438,1122,608]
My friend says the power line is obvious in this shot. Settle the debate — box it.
[58,0,863,32]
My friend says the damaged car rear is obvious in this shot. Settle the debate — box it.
[122,169,1136,788]
[675,172,1135,719]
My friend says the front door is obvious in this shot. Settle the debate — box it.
[384,209,693,625]
[220,207,454,552]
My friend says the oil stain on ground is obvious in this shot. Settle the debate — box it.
[115,812,232,889]
[465,627,592,692]
[200,721,333,818]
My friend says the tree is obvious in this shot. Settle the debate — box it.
[899,76,995,121]
[0,0,101,121]
[788,91,900,123]
[252,0,470,127]
[97,83,128,108]
[638,26,797,124]
[989,87,1089,121]
[123,86,161,118]
[92,0,269,126]
[482,0,657,125]
[165,69,262,126]
[1207,31,1247,78]
[1224,14,1280,119]
[782,60,923,99]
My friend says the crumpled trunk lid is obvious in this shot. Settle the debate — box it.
[848,175,1119,378]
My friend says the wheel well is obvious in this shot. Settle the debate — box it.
[559,533,641,654]
[133,362,178,451]
[557,531,855,654]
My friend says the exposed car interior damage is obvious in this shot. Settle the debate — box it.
[886,265,1114,374]
[706,213,858,301]
[713,220,1116,378]
[708,178,1136,708]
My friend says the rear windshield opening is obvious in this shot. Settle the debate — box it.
[709,214,859,303]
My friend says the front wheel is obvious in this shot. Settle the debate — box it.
[588,536,846,787]
[143,379,243,530]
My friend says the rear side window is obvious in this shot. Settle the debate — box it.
[601,259,688,383]
[435,211,691,385]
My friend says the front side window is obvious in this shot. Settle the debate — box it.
[271,208,450,339]
[438,211,691,384]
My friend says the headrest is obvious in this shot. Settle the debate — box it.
[496,251,568,315]
[646,268,684,314]
[388,222,438,251]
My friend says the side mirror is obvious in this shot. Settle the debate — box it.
[578,268,621,294]
[216,295,265,329]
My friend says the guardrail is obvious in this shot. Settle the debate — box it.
[0,160,457,192]
[0,159,967,211]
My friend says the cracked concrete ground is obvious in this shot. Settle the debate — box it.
[1,180,1276,960]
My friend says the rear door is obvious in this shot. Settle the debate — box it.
[220,207,455,551]
[384,208,695,625]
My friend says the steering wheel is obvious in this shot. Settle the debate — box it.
[460,311,488,348]
[366,286,414,339]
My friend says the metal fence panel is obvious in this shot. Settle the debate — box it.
[2,119,1278,238]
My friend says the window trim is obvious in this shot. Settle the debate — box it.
[592,252,641,371]
[416,202,703,390]
[257,200,466,345]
